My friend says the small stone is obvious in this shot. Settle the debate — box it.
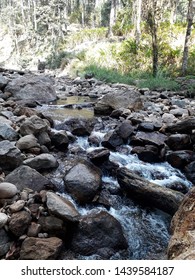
[0,213,8,228]
[9,200,25,213]
[27,222,41,237]
[0,182,18,199]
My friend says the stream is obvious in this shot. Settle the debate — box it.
[38,97,192,260]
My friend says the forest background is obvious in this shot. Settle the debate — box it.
[0,0,195,91]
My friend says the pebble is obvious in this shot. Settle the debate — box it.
[0,182,18,199]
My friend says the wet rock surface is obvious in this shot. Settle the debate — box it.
[0,71,194,260]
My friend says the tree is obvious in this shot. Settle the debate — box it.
[181,0,195,75]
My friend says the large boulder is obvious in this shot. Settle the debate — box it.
[71,210,128,257]
[0,140,23,171]
[20,237,63,260]
[5,165,51,192]
[4,74,57,102]
[167,187,195,260]
[117,167,184,215]
[94,89,143,115]
[64,160,102,204]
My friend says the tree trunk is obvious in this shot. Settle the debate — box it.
[181,0,194,76]
[135,0,142,46]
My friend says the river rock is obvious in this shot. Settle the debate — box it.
[8,210,32,237]
[20,237,63,260]
[167,187,195,260]
[102,130,124,149]
[117,167,184,215]
[27,222,41,237]
[71,210,128,257]
[87,147,110,164]
[0,74,8,90]
[0,140,23,170]
[166,150,194,169]
[9,200,25,213]
[0,182,18,198]
[131,145,161,163]
[94,89,143,115]
[5,165,51,192]
[0,228,11,257]
[50,130,69,151]
[38,216,65,237]
[115,120,134,141]
[4,74,57,102]
[0,116,12,126]
[16,134,40,150]
[130,131,167,148]
[23,153,58,171]
[46,192,80,222]
[184,161,195,184]
[165,134,191,151]
[0,213,8,228]
[165,117,195,133]
[0,123,19,141]
[19,115,50,136]
[64,161,102,204]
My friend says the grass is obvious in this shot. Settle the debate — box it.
[83,64,180,91]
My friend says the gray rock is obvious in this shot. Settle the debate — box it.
[0,182,18,199]
[165,134,191,151]
[50,130,69,151]
[64,161,102,204]
[19,115,50,136]
[0,74,8,90]
[23,153,58,171]
[0,116,12,126]
[4,74,57,102]
[9,200,25,213]
[0,213,8,228]
[0,123,18,141]
[20,237,63,260]
[0,228,11,257]
[5,165,51,192]
[131,131,167,148]
[16,134,39,150]
[46,192,80,222]
[0,140,23,170]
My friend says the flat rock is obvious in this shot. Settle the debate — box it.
[23,153,58,171]
[20,237,63,260]
[46,192,80,222]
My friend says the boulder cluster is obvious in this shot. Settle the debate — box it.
[0,71,195,259]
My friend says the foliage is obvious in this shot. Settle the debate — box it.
[138,76,180,91]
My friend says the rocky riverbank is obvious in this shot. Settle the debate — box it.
[0,70,195,259]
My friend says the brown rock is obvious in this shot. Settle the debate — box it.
[9,211,32,237]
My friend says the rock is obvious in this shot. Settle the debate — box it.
[23,153,58,171]
[0,123,19,141]
[165,134,191,151]
[38,216,64,236]
[165,117,195,134]
[63,118,93,136]
[0,213,8,228]
[8,210,32,236]
[71,210,128,257]
[64,161,102,204]
[138,122,155,132]
[162,113,178,124]
[184,161,195,184]
[5,165,51,192]
[116,120,134,141]
[102,130,124,149]
[19,115,50,136]
[167,187,195,260]
[87,147,110,164]
[0,116,12,126]
[50,130,69,151]
[27,222,41,237]
[0,182,18,199]
[16,134,39,151]
[37,131,51,147]
[9,200,25,213]
[117,167,184,215]
[0,74,8,90]
[4,74,57,102]
[46,192,80,222]
[0,140,23,171]
[131,145,161,163]
[94,89,143,115]
[169,108,189,117]
[20,237,63,260]
[0,228,11,257]
[166,150,194,169]
[130,131,167,148]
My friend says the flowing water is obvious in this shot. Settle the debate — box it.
[38,99,192,260]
